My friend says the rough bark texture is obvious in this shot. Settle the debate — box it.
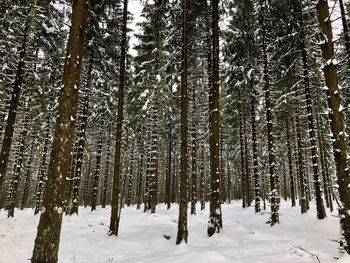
[109,0,127,236]
[316,0,350,253]
[208,0,222,236]
[31,1,89,261]
[176,0,189,245]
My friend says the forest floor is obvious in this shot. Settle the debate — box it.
[0,200,348,263]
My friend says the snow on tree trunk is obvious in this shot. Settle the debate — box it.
[316,0,350,253]
[31,0,89,261]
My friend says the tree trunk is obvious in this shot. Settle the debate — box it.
[285,117,296,207]
[91,133,103,211]
[0,0,37,193]
[21,137,35,210]
[239,91,246,208]
[176,0,189,245]
[126,139,135,207]
[67,57,91,215]
[7,99,31,217]
[34,106,52,215]
[295,0,326,219]
[102,126,111,209]
[165,122,172,210]
[251,82,260,212]
[31,0,88,261]
[243,104,251,207]
[316,0,350,253]
[109,0,127,236]
[295,110,307,213]
[208,0,222,236]
[191,85,197,215]
[260,0,278,225]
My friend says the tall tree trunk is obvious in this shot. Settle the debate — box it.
[286,117,296,207]
[208,0,222,237]
[260,0,278,225]
[191,85,197,215]
[295,0,326,219]
[102,126,111,209]
[239,91,246,208]
[176,0,189,245]
[21,137,35,210]
[251,82,260,212]
[126,139,135,207]
[31,1,89,261]
[34,106,52,215]
[109,0,127,236]
[295,110,307,213]
[316,0,350,253]
[165,121,172,210]
[67,57,91,215]
[243,104,251,207]
[91,132,103,211]
[0,0,37,193]
[7,99,31,217]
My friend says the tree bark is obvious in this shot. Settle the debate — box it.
[316,0,350,253]
[176,0,189,245]
[285,117,296,207]
[109,0,128,236]
[31,0,89,261]
[295,0,326,219]
[208,0,222,236]
[260,0,278,225]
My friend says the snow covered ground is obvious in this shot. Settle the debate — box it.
[0,201,348,263]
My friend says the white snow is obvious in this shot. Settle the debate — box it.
[0,201,345,263]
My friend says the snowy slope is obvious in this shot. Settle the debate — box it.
[0,201,345,263]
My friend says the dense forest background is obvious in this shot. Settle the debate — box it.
[0,0,349,262]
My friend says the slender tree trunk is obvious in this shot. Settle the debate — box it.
[34,107,52,215]
[126,139,135,207]
[239,91,246,208]
[208,0,222,236]
[102,127,111,209]
[243,105,251,207]
[176,0,189,245]
[109,0,127,236]
[295,0,326,219]
[260,0,278,225]
[91,133,103,211]
[21,137,35,210]
[316,0,350,253]
[31,1,89,261]
[136,130,144,210]
[67,57,91,215]
[166,122,172,210]
[295,110,307,213]
[191,85,197,215]
[7,100,31,217]
[286,117,296,207]
[0,0,37,193]
[251,82,260,212]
